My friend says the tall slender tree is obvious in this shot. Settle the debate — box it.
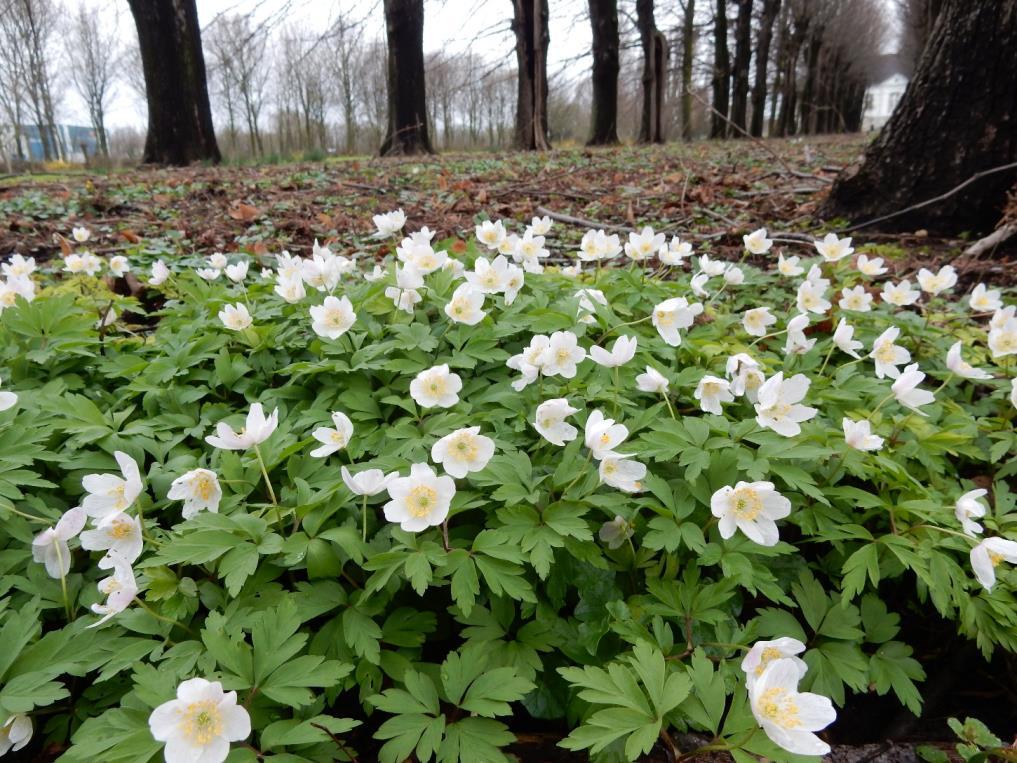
[750,0,781,136]
[679,0,696,140]
[636,0,667,143]
[710,0,730,138]
[511,0,551,150]
[587,0,620,145]
[380,0,433,155]
[728,0,753,133]
[127,0,221,165]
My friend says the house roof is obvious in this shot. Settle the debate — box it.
[867,53,910,86]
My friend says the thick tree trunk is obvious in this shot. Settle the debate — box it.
[710,0,730,138]
[636,0,667,143]
[798,31,823,135]
[750,0,780,137]
[380,0,433,155]
[680,0,696,141]
[587,0,619,145]
[821,0,1017,234]
[127,0,221,165]
[512,0,551,151]
[728,0,752,134]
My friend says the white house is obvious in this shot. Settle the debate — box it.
[862,55,910,131]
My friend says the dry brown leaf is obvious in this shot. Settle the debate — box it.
[228,202,262,222]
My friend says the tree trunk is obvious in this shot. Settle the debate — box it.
[511,0,551,150]
[798,31,822,135]
[710,0,730,138]
[587,0,619,145]
[728,0,752,134]
[380,0,433,155]
[127,0,221,165]
[821,0,1017,234]
[750,0,780,137]
[636,0,667,143]
[680,0,696,140]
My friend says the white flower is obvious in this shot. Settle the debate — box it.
[561,262,583,278]
[754,373,817,437]
[507,335,550,390]
[398,240,447,274]
[168,469,222,518]
[711,481,791,546]
[726,353,764,401]
[432,427,496,478]
[218,302,252,331]
[805,264,829,291]
[891,363,935,414]
[723,265,745,285]
[625,226,665,261]
[635,366,669,394]
[65,253,102,276]
[310,411,354,458]
[599,457,646,493]
[833,318,863,358]
[444,284,486,325]
[589,335,637,368]
[503,264,524,305]
[341,465,398,496]
[946,341,992,380]
[364,264,387,282]
[208,253,228,270]
[276,251,303,280]
[0,376,17,412]
[82,451,144,519]
[383,463,456,531]
[742,307,776,337]
[869,326,910,379]
[88,554,138,627]
[838,284,873,312]
[584,409,630,460]
[410,364,462,409]
[697,253,726,277]
[80,511,143,569]
[690,272,711,297]
[969,537,1017,591]
[302,252,343,292]
[916,265,957,295]
[882,279,920,306]
[149,677,251,763]
[0,714,32,755]
[575,288,608,323]
[310,295,356,340]
[385,285,422,314]
[476,219,507,250]
[109,255,130,277]
[955,488,988,537]
[743,228,773,254]
[578,229,621,261]
[542,331,586,378]
[856,254,887,276]
[149,260,170,286]
[988,318,1017,357]
[533,398,580,446]
[842,418,883,452]
[225,261,249,283]
[777,253,803,276]
[373,209,407,238]
[652,297,702,346]
[196,267,222,281]
[274,275,306,303]
[741,638,808,691]
[2,254,36,279]
[813,233,853,262]
[784,313,815,355]
[750,658,836,756]
[694,375,734,415]
[968,283,1002,312]
[660,237,692,265]
[72,226,91,242]
[513,232,549,266]
[598,515,634,548]
[205,403,279,450]
[796,280,831,314]
[31,507,86,578]
[1012,378,1017,410]
[529,215,553,235]
[465,255,508,294]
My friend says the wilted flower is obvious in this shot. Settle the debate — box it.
[742,306,776,337]
[969,537,1017,591]
[916,265,957,295]
[82,451,144,519]
[749,658,836,756]
[755,373,817,437]
[869,326,910,379]
[575,288,608,324]
[149,677,251,763]
[205,403,279,450]
[777,253,803,276]
[168,469,222,518]
[635,366,669,394]
[149,260,170,286]
[383,463,456,531]
[584,409,630,460]
[743,228,773,255]
[599,457,646,493]
[310,295,356,340]
[891,364,936,414]
[856,254,887,276]
[218,303,252,331]
[741,638,808,691]
[533,398,580,446]
[946,341,992,380]
[444,283,486,325]
[652,297,703,346]
[364,264,387,282]
[882,279,920,306]
[109,255,130,277]
[310,411,354,458]
[589,335,637,368]
[431,426,496,478]
[955,489,988,537]
[88,554,138,627]
[839,284,873,312]
[813,233,853,262]
[541,331,586,378]
[711,480,791,546]
[0,714,32,755]
[598,515,634,548]
[32,507,86,578]
[341,465,398,496]
[833,318,863,358]
[694,375,734,415]
[968,283,1002,312]
[373,209,407,238]
[625,226,665,261]
[842,418,883,452]
[410,364,462,409]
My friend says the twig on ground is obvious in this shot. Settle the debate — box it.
[963,222,1017,257]
[534,206,632,232]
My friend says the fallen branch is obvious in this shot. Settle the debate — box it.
[534,206,632,232]
[963,221,1017,257]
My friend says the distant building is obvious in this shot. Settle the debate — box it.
[10,124,99,163]
[862,54,910,132]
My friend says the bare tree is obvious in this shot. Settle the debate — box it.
[68,5,119,158]
[587,0,620,145]
[710,0,729,138]
[511,0,551,150]
[636,0,668,143]
[380,0,433,155]
[728,0,752,133]
[678,0,696,140]
[750,0,781,137]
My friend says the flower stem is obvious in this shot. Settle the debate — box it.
[53,542,73,620]
[562,449,594,495]
[817,343,836,377]
[135,598,196,635]
[663,393,677,421]
[362,495,369,543]
[253,444,278,506]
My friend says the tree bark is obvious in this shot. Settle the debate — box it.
[728,0,752,134]
[821,0,1017,234]
[710,0,730,138]
[680,0,696,140]
[511,0,551,150]
[380,0,434,155]
[750,0,780,137]
[636,0,667,143]
[127,0,221,165]
[587,0,620,145]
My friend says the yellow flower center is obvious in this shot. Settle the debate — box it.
[599,433,611,446]
[755,646,783,676]
[109,519,133,539]
[756,687,801,728]
[730,487,763,520]
[195,474,216,501]
[111,483,128,510]
[874,342,898,364]
[655,310,674,326]
[181,701,223,745]
[330,431,346,445]
[406,485,438,518]
[448,434,478,462]
[556,348,571,364]
[989,551,1004,567]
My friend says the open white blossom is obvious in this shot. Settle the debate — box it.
[694,375,734,415]
[839,284,873,312]
[80,511,143,568]
[205,403,279,450]
[342,466,398,496]
[742,306,776,337]
[465,255,508,293]
[1011,378,1017,410]
[584,409,630,460]
[533,398,580,446]
[917,265,957,295]
[310,295,356,339]
[724,265,745,285]
[635,366,669,394]
[743,228,773,254]
[869,326,910,379]
[82,451,144,519]
[891,364,936,414]
[109,255,130,277]
[578,229,622,261]
[882,279,921,306]
[274,275,306,303]
[0,714,32,755]
[660,236,692,265]
[542,331,586,378]
[652,297,702,346]
[503,263,524,305]
[955,488,988,537]
[842,418,884,452]
[777,253,803,276]
[599,457,646,493]
[476,219,508,250]
[988,318,1017,357]
[218,303,252,331]
[72,226,91,242]
[88,554,138,627]
[149,260,170,286]
[168,469,222,518]
[149,677,251,763]
[711,481,791,546]
[698,253,727,277]
[410,364,462,409]
[813,233,853,262]
[833,318,863,358]
[2,254,35,279]
[65,252,103,276]
[946,341,992,380]
[598,515,634,548]
[384,463,456,531]
[796,279,831,314]
[625,226,665,261]
[968,283,1002,312]
[208,253,228,270]
[589,335,637,368]
[310,411,354,458]
[575,288,608,324]
[741,638,808,691]
[528,215,553,235]
[755,372,817,437]
[32,507,86,578]
[444,283,486,325]
[856,254,887,276]
[750,658,836,756]
[970,537,1017,591]
[373,209,406,238]
[431,427,496,478]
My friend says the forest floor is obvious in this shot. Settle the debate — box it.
[2,134,1014,289]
